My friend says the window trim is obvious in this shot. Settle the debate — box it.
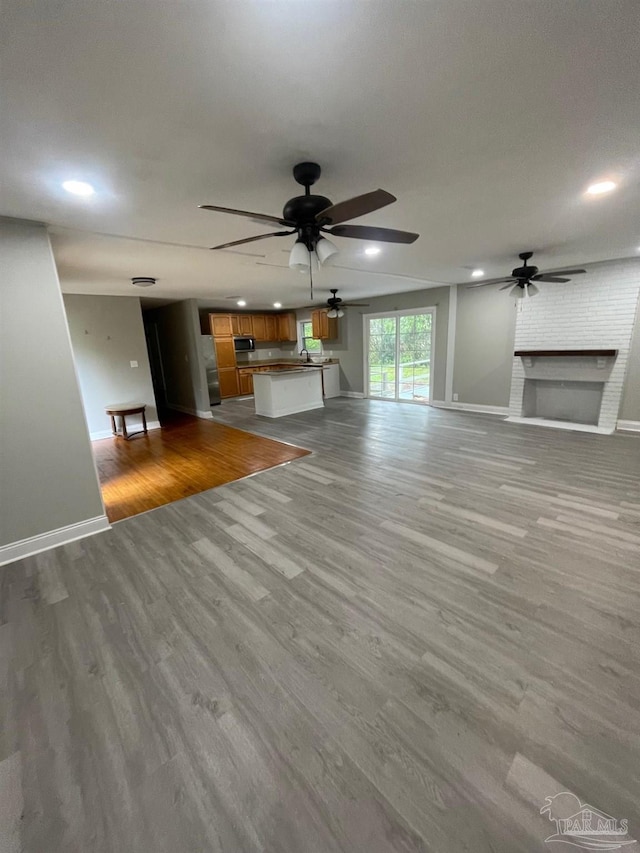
[299,319,323,355]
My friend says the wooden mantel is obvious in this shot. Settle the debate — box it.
[514,349,618,358]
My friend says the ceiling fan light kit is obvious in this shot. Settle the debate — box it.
[315,236,339,265]
[468,251,586,299]
[201,162,419,291]
[289,239,310,272]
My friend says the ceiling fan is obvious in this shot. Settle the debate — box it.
[325,289,370,318]
[200,162,419,273]
[467,251,587,298]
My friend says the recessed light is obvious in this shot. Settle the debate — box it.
[364,246,381,256]
[273,302,282,308]
[237,300,246,307]
[585,180,617,195]
[62,180,94,197]
[131,277,156,288]
[471,269,485,278]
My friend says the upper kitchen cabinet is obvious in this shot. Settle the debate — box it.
[252,315,267,341]
[278,313,297,342]
[210,314,233,337]
[311,309,338,340]
[264,315,277,342]
[239,315,253,336]
[230,315,241,336]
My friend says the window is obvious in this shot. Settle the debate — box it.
[300,320,322,354]
[366,309,433,404]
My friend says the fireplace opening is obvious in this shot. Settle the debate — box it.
[522,379,604,426]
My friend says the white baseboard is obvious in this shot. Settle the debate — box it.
[167,404,213,419]
[340,391,365,398]
[431,400,510,416]
[617,419,640,433]
[90,420,161,441]
[0,515,111,567]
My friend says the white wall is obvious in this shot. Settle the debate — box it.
[0,218,107,563]
[64,294,159,439]
[508,258,640,431]
[236,341,297,363]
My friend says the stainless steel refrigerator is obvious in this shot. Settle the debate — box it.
[201,335,221,406]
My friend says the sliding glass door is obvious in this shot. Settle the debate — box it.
[366,309,434,403]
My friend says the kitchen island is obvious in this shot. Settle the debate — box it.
[252,367,324,418]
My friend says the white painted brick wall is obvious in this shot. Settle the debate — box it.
[509,258,640,431]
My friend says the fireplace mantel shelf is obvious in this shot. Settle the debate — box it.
[514,349,618,358]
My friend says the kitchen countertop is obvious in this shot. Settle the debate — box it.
[254,367,320,376]
[236,359,339,371]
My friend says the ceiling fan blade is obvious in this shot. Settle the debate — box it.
[340,303,370,307]
[500,281,518,290]
[467,277,516,288]
[210,230,294,250]
[200,205,294,227]
[327,224,418,244]
[316,190,396,226]
[540,268,586,277]
[533,275,570,283]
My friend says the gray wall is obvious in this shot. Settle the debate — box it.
[620,298,640,422]
[299,287,450,400]
[64,294,158,437]
[146,299,210,416]
[0,218,105,548]
[453,283,517,407]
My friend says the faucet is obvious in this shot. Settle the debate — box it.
[299,347,311,363]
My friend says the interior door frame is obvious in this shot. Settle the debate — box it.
[362,306,436,404]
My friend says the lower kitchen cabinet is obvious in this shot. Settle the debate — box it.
[238,371,254,395]
[219,368,240,398]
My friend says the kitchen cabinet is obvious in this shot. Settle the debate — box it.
[210,314,233,337]
[219,368,240,398]
[252,314,267,341]
[264,315,277,341]
[230,315,241,336]
[278,312,297,342]
[214,337,237,369]
[238,371,254,395]
[239,315,253,335]
[311,309,338,340]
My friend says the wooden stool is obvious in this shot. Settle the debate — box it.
[105,403,147,440]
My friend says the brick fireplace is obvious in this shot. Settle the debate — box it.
[506,259,640,434]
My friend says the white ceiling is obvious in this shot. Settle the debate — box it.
[2,0,639,308]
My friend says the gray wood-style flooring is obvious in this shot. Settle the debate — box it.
[2,399,640,852]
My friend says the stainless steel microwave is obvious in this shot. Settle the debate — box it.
[233,336,256,352]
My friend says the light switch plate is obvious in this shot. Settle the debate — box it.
[453,392,459,401]
[130,360,139,368]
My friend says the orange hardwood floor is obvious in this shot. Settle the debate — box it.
[93,414,310,522]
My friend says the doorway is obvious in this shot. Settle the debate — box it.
[365,309,434,403]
